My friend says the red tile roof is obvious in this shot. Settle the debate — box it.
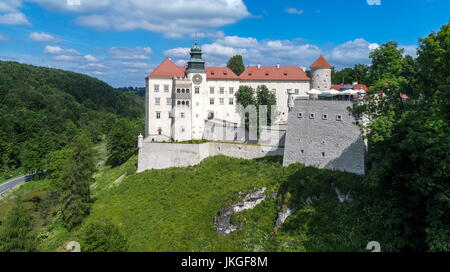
[310,56,333,68]
[239,66,310,81]
[206,67,239,79]
[149,58,185,78]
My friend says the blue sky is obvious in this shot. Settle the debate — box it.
[0,0,448,87]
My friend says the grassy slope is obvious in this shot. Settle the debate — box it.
[0,146,372,252]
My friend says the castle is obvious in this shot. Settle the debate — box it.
[138,42,367,175]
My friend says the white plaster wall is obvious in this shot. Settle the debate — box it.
[311,68,331,91]
[137,142,284,172]
[147,77,173,141]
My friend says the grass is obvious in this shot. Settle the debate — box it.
[0,143,374,252]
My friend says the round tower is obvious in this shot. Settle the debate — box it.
[310,56,333,91]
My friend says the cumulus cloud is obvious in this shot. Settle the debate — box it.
[400,45,417,57]
[29,32,61,43]
[285,8,304,15]
[28,0,250,38]
[164,35,322,68]
[0,0,29,25]
[328,38,379,66]
[44,45,80,55]
[84,54,98,62]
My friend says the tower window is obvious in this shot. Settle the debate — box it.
[156,111,161,119]
[297,112,303,118]
[322,114,328,120]
[177,100,181,105]
[321,152,326,157]
[309,113,315,119]
[186,89,190,94]
[210,98,214,105]
[158,128,162,135]
[195,87,199,94]
[177,88,181,93]
[181,112,185,118]
[336,115,342,121]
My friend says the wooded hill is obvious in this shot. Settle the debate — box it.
[0,61,144,175]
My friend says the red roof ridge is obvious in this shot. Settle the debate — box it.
[311,56,333,68]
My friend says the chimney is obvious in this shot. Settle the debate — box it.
[277,63,280,69]
[257,64,261,70]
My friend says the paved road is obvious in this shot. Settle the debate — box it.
[0,175,34,197]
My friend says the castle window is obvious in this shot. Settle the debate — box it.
[186,101,189,106]
[177,100,181,105]
[219,87,224,94]
[229,98,234,105]
[182,89,185,93]
[309,113,315,119]
[181,128,185,133]
[295,89,299,94]
[196,102,199,106]
[210,98,214,105]
[211,72,215,75]
[301,150,304,154]
[196,114,199,118]
[158,128,162,135]
[156,111,161,119]
[182,101,185,105]
[177,88,181,93]
[336,115,342,121]
[265,73,269,76]
[210,87,214,94]
[164,85,169,92]
[220,98,224,105]
[195,87,200,94]
[322,114,328,120]
[284,72,288,76]
[155,97,160,105]
[229,87,234,94]
[181,112,185,118]
[166,98,172,105]
[297,112,303,118]
[186,89,190,94]
[223,72,227,76]
[321,152,326,157]
[154,85,159,92]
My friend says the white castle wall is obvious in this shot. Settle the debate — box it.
[283,99,366,175]
[137,141,284,172]
[310,68,331,91]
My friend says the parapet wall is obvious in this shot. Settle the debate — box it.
[137,141,284,172]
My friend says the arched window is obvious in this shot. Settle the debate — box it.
[182,101,185,105]
[186,89,190,93]
[177,88,181,93]
[186,101,189,106]
[182,89,185,93]
[158,128,162,135]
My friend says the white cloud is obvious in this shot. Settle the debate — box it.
[164,35,322,68]
[328,38,379,66]
[29,32,61,43]
[0,0,29,25]
[44,45,80,55]
[108,46,152,60]
[29,0,250,38]
[80,63,106,69]
[53,55,78,61]
[84,54,98,62]
[285,8,304,15]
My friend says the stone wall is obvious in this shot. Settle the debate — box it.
[283,99,366,175]
[138,141,284,172]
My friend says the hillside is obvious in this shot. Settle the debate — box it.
[0,150,377,252]
[0,61,144,177]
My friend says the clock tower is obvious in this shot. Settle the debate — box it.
[185,41,207,140]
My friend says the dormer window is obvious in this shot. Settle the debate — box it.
[223,72,227,75]
[283,72,288,76]
[265,73,269,76]
[248,73,252,76]
[211,72,215,75]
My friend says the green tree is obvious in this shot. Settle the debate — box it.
[60,133,97,229]
[106,118,137,167]
[235,85,255,108]
[226,55,245,76]
[0,201,37,252]
[256,85,277,125]
[369,41,405,81]
[79,219,128,252]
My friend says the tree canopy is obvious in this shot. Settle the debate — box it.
[227,55,245,76]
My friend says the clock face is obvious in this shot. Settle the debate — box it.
[192,74,202,85]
